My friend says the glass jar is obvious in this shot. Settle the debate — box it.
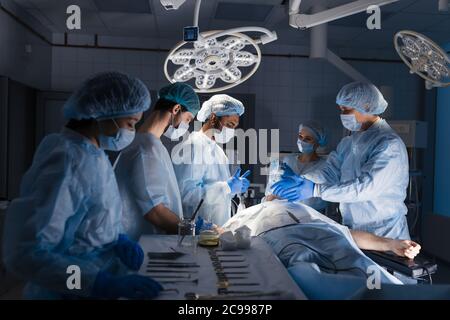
[177,219,197,250]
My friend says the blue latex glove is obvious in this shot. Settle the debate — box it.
[280,163,304,184]
[272,177,315,202]
[227,168,251,195]
[115,234,144,271]
[92,271,163,299]
[195,216,214,235]
[239,170,251,194]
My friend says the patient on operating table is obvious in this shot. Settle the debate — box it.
[218,200,420,285]
[222,201,420,259]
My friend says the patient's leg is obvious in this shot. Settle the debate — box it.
[350,230,421,259]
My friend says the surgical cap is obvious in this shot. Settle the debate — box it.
[197,94,245,122]
[336,82,388,115]
[299,122,327,146]
[158,82,200,116]
[64,72,151,120]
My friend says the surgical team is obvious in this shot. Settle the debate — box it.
[2,71,419,299]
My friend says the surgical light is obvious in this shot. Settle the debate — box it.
[163,0,277,93]
[394,30,450,90]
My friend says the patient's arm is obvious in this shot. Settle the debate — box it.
[350,230,421,259]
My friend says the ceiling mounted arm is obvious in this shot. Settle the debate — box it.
[289,0,399,29]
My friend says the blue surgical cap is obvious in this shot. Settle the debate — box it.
[64,72,151,120]
[336,82,388,115]
[197,94,245,122]
[158,82,200,116]
[299,122,327,147]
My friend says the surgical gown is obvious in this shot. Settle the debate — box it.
[265,153,329,212]
[2,129,125,299]
[173,131,231,226]
[304,119,410,239]
[114,132,183,240]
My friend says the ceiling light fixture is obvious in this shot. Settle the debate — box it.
[163,0,277,93]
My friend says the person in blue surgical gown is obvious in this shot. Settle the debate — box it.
[173,95,250,226]
[2,72,163,299]
[114,83,201,240]
[265,121,329,213]
[272,82,410,239]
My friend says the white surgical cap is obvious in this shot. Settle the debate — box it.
[336,82,388,115]
[197,94,245,122]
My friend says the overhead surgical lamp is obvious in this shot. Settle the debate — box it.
[394,30,450,90]
[162,0,278,93]
[289,0,399,29]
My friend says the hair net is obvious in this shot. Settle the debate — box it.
[336,82,388,115]
[298,122,327,146]
[64,72,151,120]
[197,94,245,122]
[158,82,200,116]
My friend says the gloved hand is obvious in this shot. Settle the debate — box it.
[115,234,144,271]
[280,163,304,184]
[93,271,163,299]
[239,170,251,194]
[227,168,251,195]
[195,216,214,235]
[272,177,315,202]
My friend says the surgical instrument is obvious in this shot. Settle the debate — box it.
[146,269,198,274]
[147,252,186,260]
[159,279,199,285]
[185,290,284,300]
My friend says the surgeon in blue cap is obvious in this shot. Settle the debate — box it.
[272,82,410,240]
[115,82,202,238]
[2,72,163,299]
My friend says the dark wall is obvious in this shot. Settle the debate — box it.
[0,77,37,200]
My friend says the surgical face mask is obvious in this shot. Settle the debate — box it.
[98,119,135,151]
[340,114,362,132]
[214,126,235,144]
[164,121,189,140]
[297,139,314,154]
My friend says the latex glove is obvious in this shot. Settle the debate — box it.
[93,271,162,299]
[239,170,251,193]
[195,216,214,235]
[280,163,304,184]
[227,168,251,195]
[115,234,144,271]
[272,177,314,202]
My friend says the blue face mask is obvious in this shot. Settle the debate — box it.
[297,139,315,154]
[98,119,135,151]
[340,114,362,132]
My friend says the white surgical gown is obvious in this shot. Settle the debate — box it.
[265,153,329,212]
[173,131,232,226]
[2,129,124,299]
[304,119,410,239]
[114,132,183,240]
